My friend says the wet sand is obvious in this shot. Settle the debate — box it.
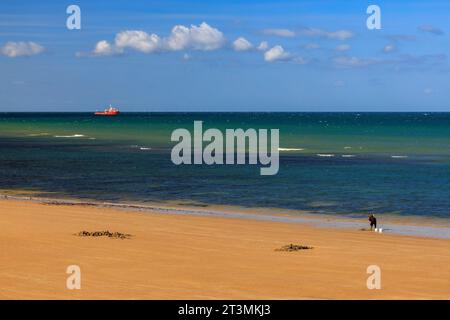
[1,198,450,299]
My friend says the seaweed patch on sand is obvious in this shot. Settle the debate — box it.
[75,230,132,239]
[275,244,313,251]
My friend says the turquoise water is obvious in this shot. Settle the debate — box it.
[0,112,449,218]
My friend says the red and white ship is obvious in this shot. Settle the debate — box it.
[94,105,120,116]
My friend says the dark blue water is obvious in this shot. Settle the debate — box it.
[0,112,449,218]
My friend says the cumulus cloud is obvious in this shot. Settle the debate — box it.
[165,22,225,51]
[232,37,253,51]
[418,25,444,36]
[262,28,296,38]
[1,41,44,57]
[86,22,225,56]
[115,30,161,53]
[262,44,307,64]
[92,40,115,56]
[164,25,191,51]
[257,41,269,51]
[299,28,354,40]
[264,45,290,62]
[336,44,350,51]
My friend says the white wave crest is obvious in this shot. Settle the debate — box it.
[54,134,85,138]
[317,154,335,157]
[278,148,304,151]
[27,133,49,136]
[391,155,408,159]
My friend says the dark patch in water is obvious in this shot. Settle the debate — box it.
[76,230,132,239]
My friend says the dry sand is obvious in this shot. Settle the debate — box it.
[1,199,449,299]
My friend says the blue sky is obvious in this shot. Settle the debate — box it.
[1,0,449,111]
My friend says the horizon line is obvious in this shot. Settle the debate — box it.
[1,110,450,113]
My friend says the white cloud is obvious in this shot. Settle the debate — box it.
[262,27,354,40]
[164,22,225,51]
[1,41,44,57]
[264,45,290,62]
[187,22,225,50]
[115,30,161,53]
[257,41,269,51]
[300,28,355,40]
[92,40,115,56]
[164,25,191,51]
[383,44,396,53]
[86,22,225,56]
[336,44,350,51]
[263,28,296,38]
[232,37,253,51]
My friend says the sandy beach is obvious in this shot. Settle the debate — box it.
[1,198,450,300]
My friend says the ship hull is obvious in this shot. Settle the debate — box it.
[94,111,120,116]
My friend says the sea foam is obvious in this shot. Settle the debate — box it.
[317,154,335,157]
[278,148,304,151]
[27,133,49,137]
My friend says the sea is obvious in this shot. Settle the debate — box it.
[1,112,449,219]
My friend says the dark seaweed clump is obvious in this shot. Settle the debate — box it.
[275,244,313,251]
[76,230,132,239]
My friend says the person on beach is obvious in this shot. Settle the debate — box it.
[369,214,377,231]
